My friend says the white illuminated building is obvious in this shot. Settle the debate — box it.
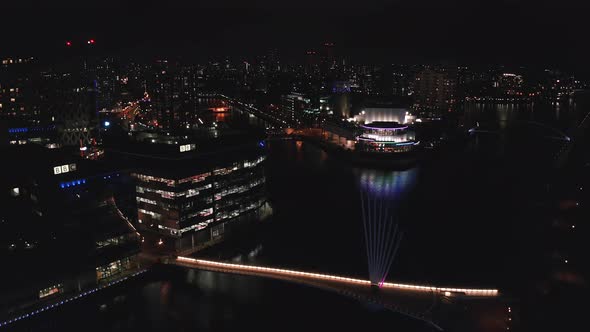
[354,107,411,124]
[356,122,418,153]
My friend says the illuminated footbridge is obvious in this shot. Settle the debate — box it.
[173,256,504,331]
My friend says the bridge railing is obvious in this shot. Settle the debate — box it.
[176,256,498,297]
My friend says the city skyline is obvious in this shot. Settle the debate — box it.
[3,1,590,73]
[2,2,590,331]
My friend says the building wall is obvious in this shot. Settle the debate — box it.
[133,154,267,253]
[281,92,311,124]
[413,66,457,113]
[354,107,409,124]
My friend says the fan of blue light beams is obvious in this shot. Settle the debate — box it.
[358,168,417,287]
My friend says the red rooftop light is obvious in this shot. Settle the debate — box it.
[66,41,72,47]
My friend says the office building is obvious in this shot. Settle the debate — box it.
[108,130,269,255]
[281,92,311,124]
[0,145,140,314]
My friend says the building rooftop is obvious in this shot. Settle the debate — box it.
[1,144,119,185]
[105,128,266,178]
[360,122,408,130]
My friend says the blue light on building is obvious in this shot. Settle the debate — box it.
[8,127,28,134]
[59,179,87,189]
[8,125,56,134]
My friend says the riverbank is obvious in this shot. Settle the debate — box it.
[5,264,437,332]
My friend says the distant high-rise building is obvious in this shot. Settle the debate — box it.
[47,73,99,146]
[413,66,457,113]
[32,60,100,147]
[95,58,121,110]
[0,57,39,121]
[321,42,336,72]
[305,50,319,74]
[266,48,280,73]
[391,64,412,97]
[0,81,29,118]
[331,81,352,118]
[496,73,524,97]
[149,60,183,129]
[281,92,311,124]
[147,61,203,130]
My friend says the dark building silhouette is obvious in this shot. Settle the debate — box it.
[413,65,457,114]
[0,145,140,315]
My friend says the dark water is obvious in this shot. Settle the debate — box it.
[204,102,577,289]
[12,267,434,332]
[210,138,520,288]
[12,97,590,331]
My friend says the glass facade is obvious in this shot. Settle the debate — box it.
[96,234,137,249]
[96,256,136,282]
[132,153,267,253]
[38,284,64,299]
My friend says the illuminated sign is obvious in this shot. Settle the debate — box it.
[53,163,77,175]
[179,144,196,152]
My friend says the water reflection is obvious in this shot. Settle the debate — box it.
[356,168,418,285]
[357,168,418,201]
[18,268,433,331]
[463,100,580,132]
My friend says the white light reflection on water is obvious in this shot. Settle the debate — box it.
[356,167,419,285]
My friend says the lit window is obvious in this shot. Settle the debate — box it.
[39,284,63,299]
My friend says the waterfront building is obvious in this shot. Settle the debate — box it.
[0,145,140,314]
[322,119,358,150]
[108,130,269,255]
[356,122,418,153]
[413,65,457,113]
[354,107,411,124]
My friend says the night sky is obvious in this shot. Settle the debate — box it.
[3,0,590,72]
